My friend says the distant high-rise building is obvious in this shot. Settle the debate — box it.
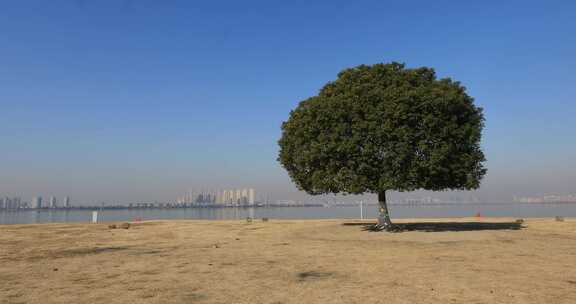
[49,196,57,208]
[226,190,232,203]
[220,190,227,204]
[241,189,248,204]
[32,196,42,209]
[248,188,255,205]
[235,189,241,204]
[64,196,71,208]
[13,197,22,209]
[0,197,5,209]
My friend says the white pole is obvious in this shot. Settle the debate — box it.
[92,211,99,223]
[360,200,363,220]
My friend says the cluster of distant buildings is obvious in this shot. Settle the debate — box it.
[176,188,256,206]
[398,195,480,205]
[513,194,576,203]
[0,197,25,209]
[0,196,71,210]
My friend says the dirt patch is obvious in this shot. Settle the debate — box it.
[297,271,334,282]
[51,246,129,258]
[129,249,164,255]
[181,293,208,302]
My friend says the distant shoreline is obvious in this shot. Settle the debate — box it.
[2,200,576,212]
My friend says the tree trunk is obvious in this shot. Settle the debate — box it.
[377,190,393,230]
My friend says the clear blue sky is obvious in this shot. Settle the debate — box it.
[1,0,575,203]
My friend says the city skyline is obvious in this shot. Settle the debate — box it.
[176,188,256,205]
[4,191,576,209]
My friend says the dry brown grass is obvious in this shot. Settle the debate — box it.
[1,218,575,304]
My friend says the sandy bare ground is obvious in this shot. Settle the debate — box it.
[1,218,575,304]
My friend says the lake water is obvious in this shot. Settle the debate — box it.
[1,202,575,225]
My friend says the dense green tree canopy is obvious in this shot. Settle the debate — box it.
[278,62,486,195]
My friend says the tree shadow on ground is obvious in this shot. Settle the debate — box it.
[342,221,524,232]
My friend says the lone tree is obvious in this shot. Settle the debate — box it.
[278,62,486,230]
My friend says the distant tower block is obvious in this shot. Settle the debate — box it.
[32,196,43,209]
[225,190,232,203]
[235,189,241,204]
[241,189,248,204]
[64,196,71,208]
[49,196,57,208]
[248,188,255,205]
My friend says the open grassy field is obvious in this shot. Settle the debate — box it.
[1,218,575,304]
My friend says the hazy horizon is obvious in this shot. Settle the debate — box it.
[2,1,575,204]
